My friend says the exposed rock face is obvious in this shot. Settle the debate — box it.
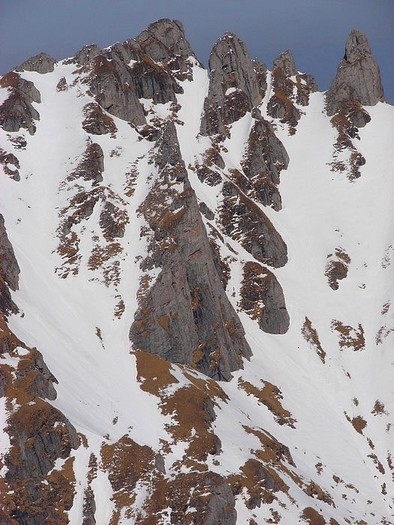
[87,54,146,126]
[0,215,20,293]
[16,52,57,74]
[131,122,252,380]
[83,20,196,124]
[268,50,318,131]
[0,214,20,314]
[82,102,117,135]
[0,72,40,134]
[0,149,20,181]
[240,262,289,334]
[220,181,288,268]
[241,117,289,210]
[70,142,104,184]
[0,223,80,524]
[201,33,266,136]
[273,50,297,77]
[72,44,101,66]
[326,30,385,118]
[132,18,197,79]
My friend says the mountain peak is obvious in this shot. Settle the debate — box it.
[134,18,196,62]
[326,29,385,117]
[273,49,297,77]
[16,52,57,74]
[344,29,373,64]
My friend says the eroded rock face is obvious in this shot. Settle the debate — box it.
[16,52,57,74]
[326,30,385,118]
[131,123,252,380]
[201,33,266,136]
[241,117,289,210]
[0,214,20,292]
[70,142,104,184]
[82,102,117,135]
[0,72,40,134]
[72,44,101,66]
[133,18,197,79]
[83,20,196,123]
[240,262,289,334]
[220,181,288,268]
[267,50,318,131]
[88,54,146,126]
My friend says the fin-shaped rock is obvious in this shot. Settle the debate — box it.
[326,30,385,118]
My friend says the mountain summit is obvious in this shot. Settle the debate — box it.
[0,20,393,524]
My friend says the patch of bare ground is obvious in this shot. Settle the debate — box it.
[140,470,236,525]
[346,414,367,435]
[375,325,394,345]
[101,435,157,524]
[331,320,365,351]
[372,400,388,416]
[114,295,125,318]
[301,317,326,363]
[325,248,351,290]
[238,426,333,508]
[0,148,20,180]
[124,164,138,197]
[300,507,326,525]
[228,458,287,508]
[367,453,385,475]
[135,351,226,467]
[238,378,296,427]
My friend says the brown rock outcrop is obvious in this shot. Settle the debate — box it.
[268,50,318,131]
[82,102,117,135]
[0,72,40,135]
[240,262,289,334]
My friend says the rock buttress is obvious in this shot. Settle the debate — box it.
[130,122,252,380]
[200,33,266,136]
[326,30,385,120]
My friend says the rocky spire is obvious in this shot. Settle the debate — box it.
[326,30,385,117]
[200,33,266,136]
[134,18,196,64]
[267,50,318,132]
[16,52,57,74]
[273,50,297,77]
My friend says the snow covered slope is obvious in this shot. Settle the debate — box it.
[0,19,393,525]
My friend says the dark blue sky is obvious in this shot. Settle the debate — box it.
[1,0,393,102]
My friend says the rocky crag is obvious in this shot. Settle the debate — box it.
[0,19,393,524]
